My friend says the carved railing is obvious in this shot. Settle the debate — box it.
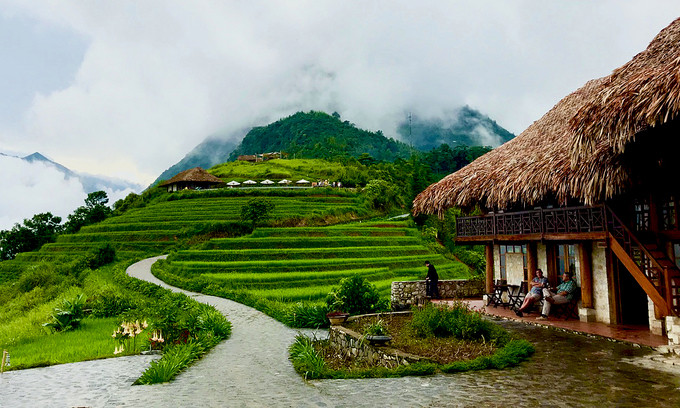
[457,205,607,237]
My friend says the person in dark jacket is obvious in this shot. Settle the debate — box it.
[424,261,440,299]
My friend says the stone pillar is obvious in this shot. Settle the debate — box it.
[485,244,494,294]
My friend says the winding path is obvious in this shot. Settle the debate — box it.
[2,256,680,407]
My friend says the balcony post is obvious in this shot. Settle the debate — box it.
[578,242,594,308]
[485,244,494,294]
[527,242,538,283]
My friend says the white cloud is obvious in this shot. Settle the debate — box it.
[0,155,86,230]
[0,0,679,187]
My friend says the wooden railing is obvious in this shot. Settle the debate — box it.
[604,206,680,315]
[605,207,664,286]
[457,205,607,237]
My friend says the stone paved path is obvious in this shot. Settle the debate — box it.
[2,255,680,407]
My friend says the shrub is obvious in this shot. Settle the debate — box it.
[17,266,60,293]
[43,293,87,332]
[284,302,330,328]
[134,341,203,385]
[325,274,388,315]
[409,302,508,345]
[87,244,116,270]
[193,304,232,338]
[289,333,327,380]
[89,286,133,317]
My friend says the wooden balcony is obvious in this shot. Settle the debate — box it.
[456,205,608,242]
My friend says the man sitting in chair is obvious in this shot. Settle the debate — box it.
[515,268,548,317]
[536,271,578,320]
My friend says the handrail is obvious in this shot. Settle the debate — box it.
[603,205,667,274]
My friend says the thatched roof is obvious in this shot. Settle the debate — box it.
[413,17,680,217]
[160,167,223,186]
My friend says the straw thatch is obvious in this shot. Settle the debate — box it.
[571,17,680,159]
[160,167,223,186]
[413,17,680,217]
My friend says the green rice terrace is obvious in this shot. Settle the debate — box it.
[153,222,470,307]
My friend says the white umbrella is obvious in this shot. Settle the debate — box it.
[243,180,257,184]
[296,179,310,184]
[260,179,274,185]
[226,180,240,186]
[278,179,290,184]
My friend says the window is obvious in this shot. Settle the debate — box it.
[555,244,579,278]
[499,245,507,280]
[674,243,680,269]
[661,197,677,230]
[499,244,527,281]
[633,199,650,232]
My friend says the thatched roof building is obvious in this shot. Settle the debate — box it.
[413,17,680,217]
[161,167,223,192]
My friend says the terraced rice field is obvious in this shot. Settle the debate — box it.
[0,194,362,283]
[161,223,471,303]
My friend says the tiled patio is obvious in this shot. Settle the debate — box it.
[432,298,669,348]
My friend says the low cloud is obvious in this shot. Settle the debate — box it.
[0,155,85,230]
[0,154,138,230]
[1,1,680,187]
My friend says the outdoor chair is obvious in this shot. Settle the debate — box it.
[509,281,528,312]
[486,279,506,307]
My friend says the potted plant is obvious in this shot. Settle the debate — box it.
[363,319,391,345]
[326,311,350,325]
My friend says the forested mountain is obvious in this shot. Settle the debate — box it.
[398,106,515,151]
[227,111,412,162]
[153,108,514,186]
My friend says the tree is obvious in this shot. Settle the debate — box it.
[363,179,398,211]
[64,191,113,233]
[240,198,275,227]
[0,212,62,260]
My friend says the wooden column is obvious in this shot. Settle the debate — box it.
[527,242,538,283]
[578,242,594,308]
[485,244,494,294]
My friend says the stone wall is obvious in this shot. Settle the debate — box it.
[665,316,680,353]
[328,313,422,367]
[390,280,484,311]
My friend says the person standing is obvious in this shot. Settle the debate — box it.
[424,261,440,299]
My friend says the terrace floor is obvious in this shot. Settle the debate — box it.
[432,298,669,348]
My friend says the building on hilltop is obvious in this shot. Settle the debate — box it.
[237,152,288,163]
[160,167,224,192]
[413,17,680,339]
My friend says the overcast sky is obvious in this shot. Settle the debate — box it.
[1,1,680,228]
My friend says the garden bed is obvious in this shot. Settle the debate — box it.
[290,302,535,379]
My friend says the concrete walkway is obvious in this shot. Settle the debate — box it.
[2,256,680,407]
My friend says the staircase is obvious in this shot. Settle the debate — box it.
[605,206,680,317]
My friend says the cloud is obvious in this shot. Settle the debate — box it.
[0,155,85,230]
[1,0,680,187]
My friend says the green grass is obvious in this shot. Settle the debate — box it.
[4,317,121,370]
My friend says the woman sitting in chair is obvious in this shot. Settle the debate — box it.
[515,269,548,317]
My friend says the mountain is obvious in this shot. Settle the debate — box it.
[228,111,412,162]
[153,107,514,186]
[152,134,240,186]
[398,106,515,151]
[12,152,143,193]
